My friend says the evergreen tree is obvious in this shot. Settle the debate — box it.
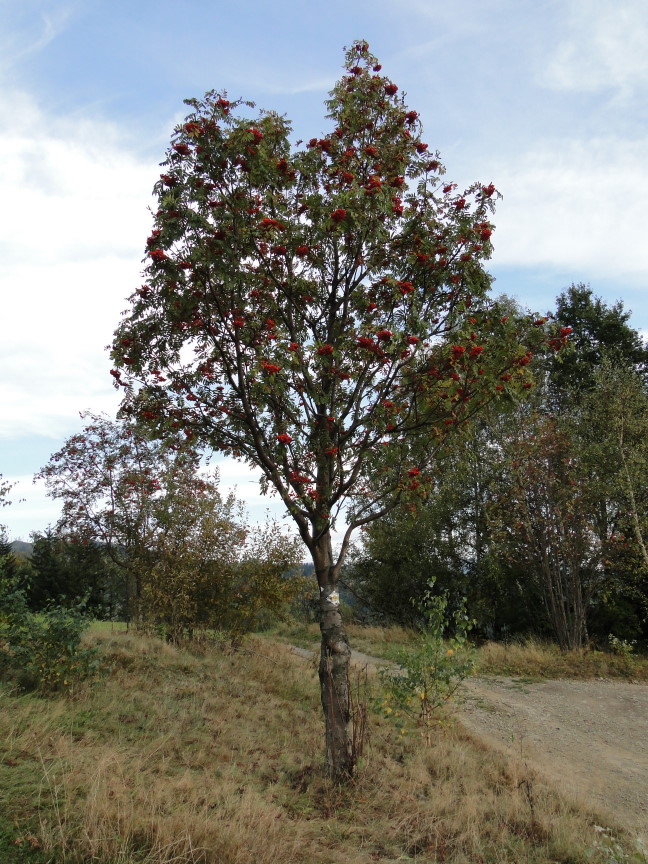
[28,531,126,618]
[0,534,18,582]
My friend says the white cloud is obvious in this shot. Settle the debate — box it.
[0,475,58,541]
[0,86,159,438]
[541,0,648,95]
[482,137,648,277]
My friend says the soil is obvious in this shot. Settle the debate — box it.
[459,675,648,842]
[289,645,648,840]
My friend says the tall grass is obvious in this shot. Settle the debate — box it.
[476,637,648,680]
[0,629,644,863]
[268,621,648,680]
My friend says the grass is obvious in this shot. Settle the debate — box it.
[268,622,648,680]
[0,627,645,863]
[268,621,417,661]
[476,638,648,680]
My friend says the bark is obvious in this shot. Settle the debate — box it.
[312,537,354,780]
[620,455,648,571]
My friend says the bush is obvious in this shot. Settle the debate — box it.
[379,580,475,740]
[0,576,99,694]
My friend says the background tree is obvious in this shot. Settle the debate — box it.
[550,283,648,398]
[487,412,607,650]
[140,474,304,643]
[204,521,306,642]
[347,288,648,646]
[490,285,648,648]
[140,469,245,641]
[38,414,303,642]
[0,474,19,582]
[26,530,125,618]
[110,41,556,777]
[37,413,210,622]
[576,361,648,639]
[546,287,648,641]
[345,410,542,638]
[0,536,18,584]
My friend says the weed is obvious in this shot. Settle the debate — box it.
[0,578,99,695]
[588,825,647,864]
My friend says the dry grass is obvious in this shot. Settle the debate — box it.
[269,621,417,659]
[269,622,648,681]
[476,638,648,681]
[0,628,644,864]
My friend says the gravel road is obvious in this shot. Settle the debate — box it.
[459,675,648,840]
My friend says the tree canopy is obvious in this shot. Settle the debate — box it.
[111,41,554,573]
[551,283,648,396]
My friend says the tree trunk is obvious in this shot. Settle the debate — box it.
[313,539,354,780]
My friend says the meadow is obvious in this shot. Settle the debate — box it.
[1,626,646,864]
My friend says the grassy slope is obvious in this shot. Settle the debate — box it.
[0,628,645,864]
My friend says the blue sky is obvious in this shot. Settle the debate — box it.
[1,0,647,541]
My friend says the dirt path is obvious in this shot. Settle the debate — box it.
[289,645,648,839]
[459,676,648,840]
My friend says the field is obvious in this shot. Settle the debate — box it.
[0,627,646,864]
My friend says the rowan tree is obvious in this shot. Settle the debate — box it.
[111,41,557,776]
[0,474,14,509]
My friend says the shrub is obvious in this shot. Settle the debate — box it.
[379,580,475,739]
[0,576,99,694]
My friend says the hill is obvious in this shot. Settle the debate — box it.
[9,540,32,558]
[0,627,639,864]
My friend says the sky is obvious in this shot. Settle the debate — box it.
[1,0,647,542]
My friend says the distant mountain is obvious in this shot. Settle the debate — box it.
[10,540,33,558]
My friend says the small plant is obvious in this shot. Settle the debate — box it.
[608,634,636,661]
[379,580,474,741]
[0,576,99,694]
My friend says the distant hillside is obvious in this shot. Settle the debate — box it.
[10,540,33,558]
